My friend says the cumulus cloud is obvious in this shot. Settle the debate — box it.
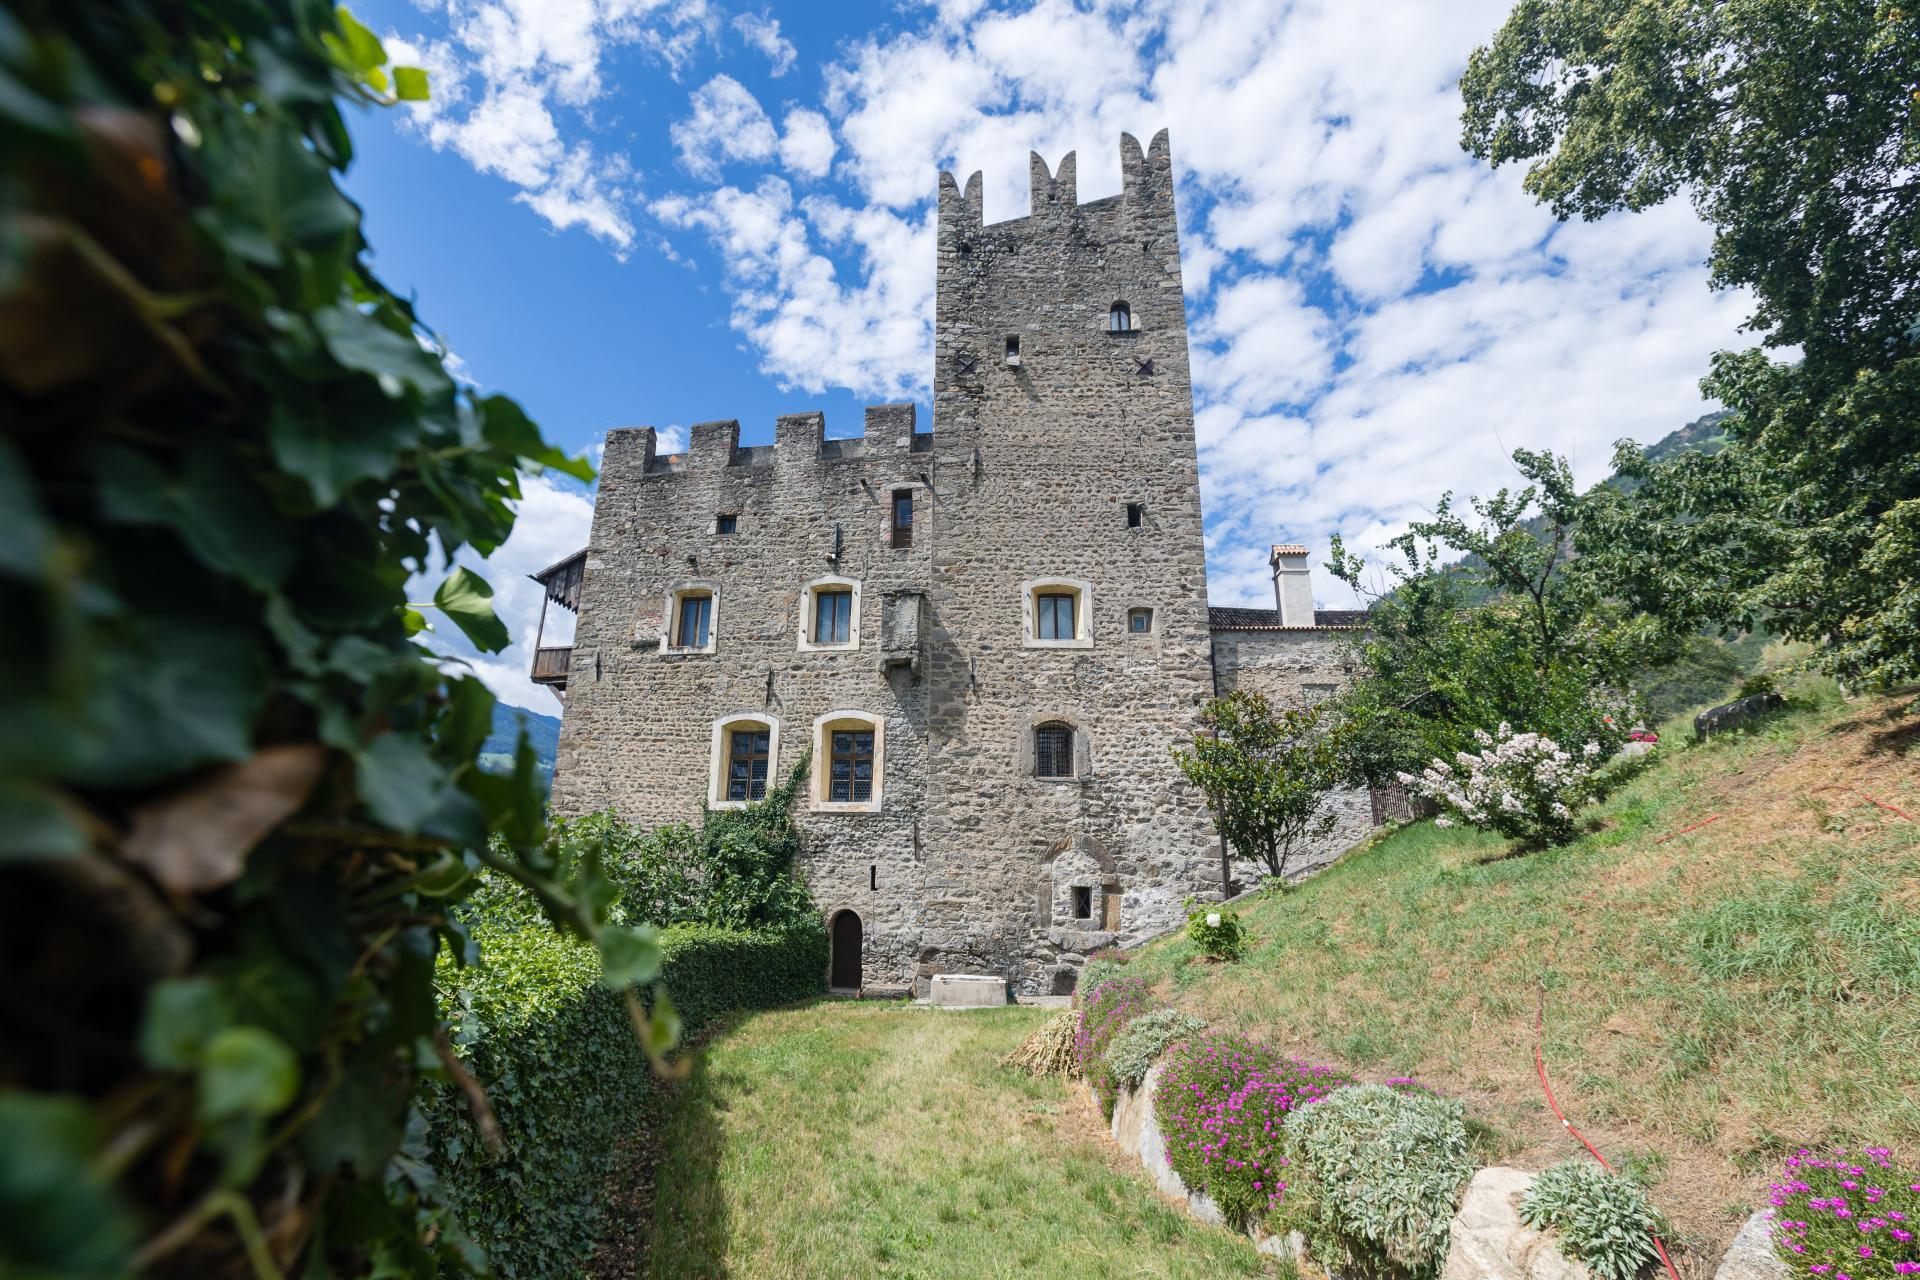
[780,108,836,179]
[671,75,779,180]
[732,11,796,76]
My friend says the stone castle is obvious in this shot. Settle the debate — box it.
[532,131,1386,995]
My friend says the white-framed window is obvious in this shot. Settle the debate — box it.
[811,710,883,813]
[662,584,718,655]
[1020,577,1093,649]
[708,713,780,809]
[797,576,862,651]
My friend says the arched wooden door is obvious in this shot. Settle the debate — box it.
[829,910,862,989]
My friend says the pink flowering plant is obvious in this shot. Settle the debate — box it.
[1768,1147,1920,1279]
[1154,1032,1352,1226]
[1397,720,1607,846]
[1075,976,1161,1115]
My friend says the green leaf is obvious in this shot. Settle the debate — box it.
[644,987,682,1056]
[315,305,452,397]
[399,607,429,637]
[432,566,510,653]
[139,977,235,1071]
[0,1095,137,1277]
[333,6,389,72]
[198,114,358,265]
[94,445,294,590]
[0,434,53,578]
[597,926,662,988]
[392,65,430,102]
[0,780,87,862]
[198,1026,300,1121]
[356,733,450,833]
[268,398,413,506]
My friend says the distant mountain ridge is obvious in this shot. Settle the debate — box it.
[481,703,560,785]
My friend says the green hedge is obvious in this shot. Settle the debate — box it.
[424,922,828,1277]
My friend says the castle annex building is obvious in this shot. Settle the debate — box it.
[533,132,1380,995]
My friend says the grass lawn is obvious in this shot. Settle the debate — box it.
[642,1002,1275,1279]
[1107,687,1920,1272]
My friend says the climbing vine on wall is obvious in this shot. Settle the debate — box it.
[0,3,675,1275]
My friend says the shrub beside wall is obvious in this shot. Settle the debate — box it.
[425,922,827,1277]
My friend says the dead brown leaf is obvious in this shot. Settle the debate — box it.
[122,744,329,893]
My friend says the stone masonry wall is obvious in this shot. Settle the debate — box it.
[1210,626,1376,885]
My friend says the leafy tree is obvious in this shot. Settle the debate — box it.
[1173,692,1348,886]
[1328,450,1652,786]
[0,4,670,1276]
[1461,0,1920,689]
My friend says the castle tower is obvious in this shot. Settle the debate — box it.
[916,130,1219,991]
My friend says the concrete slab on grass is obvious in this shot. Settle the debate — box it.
[928,974,1008,1007]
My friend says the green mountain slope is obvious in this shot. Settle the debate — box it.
[480,702,560,786]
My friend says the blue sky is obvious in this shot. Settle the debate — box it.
[350,0,1753,715]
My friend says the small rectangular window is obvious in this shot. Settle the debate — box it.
[1036,592,1076,641]
[813,589,853,645]
[715,513,738,535]
[726,729,769,801]
[829,730,875,803]
[892,489,913,548]
[676,594,711,648]
[1004,335,1020,364]
[1125,502,1144,528]
[1035,723,1074,778]
[1072,886,1093,919]
[1128,607,1153,633]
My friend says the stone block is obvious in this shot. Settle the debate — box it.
[1440,1167,1592,1280]
[1714,1211,1787,1280]
[928,973,1007,1007]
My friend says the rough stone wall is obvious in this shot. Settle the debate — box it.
[550,407,935,987]
[1209,627,1376,885]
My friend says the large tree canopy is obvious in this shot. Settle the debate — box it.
[1461,0,1920,687]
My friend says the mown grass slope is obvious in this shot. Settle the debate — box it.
[1112,687,1919,1272]
[644,1003,1274,1279]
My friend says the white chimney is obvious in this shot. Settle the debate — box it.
[1270,544,1315,627]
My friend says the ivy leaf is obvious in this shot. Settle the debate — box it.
[267,399,411,506]
[432,567,510,653]
[198,1026,300,1121]
[477,395,594,480]
[332,6,388,72]
[356,732,449,833]
[138,977,234,1071]
[0,779,88,862]
[597,926,662,988]
[0,434,53,577]
[644,988,682,1057]
[392,66,429,101]
[0,1095,137,1277]
[197,114,357,265]
[94,445,294,590]
[315,304,451,397]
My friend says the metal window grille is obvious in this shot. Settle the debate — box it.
[829,729,875,803]
[716,513,737,535]
[1035,723,1074,778]
[1072,885,1093,917]
[726,729,770,801]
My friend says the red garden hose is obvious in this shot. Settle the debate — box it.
[1535,985,1684,1280]
[1811,785,1914,821]
[1652,814,1722,844]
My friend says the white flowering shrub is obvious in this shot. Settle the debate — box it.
[1398,722,1603,846]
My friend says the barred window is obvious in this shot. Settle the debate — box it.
[726,728,770,801]
[1035,722,1074,779]
[829,730,876,803]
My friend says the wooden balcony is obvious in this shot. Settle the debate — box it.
[531,646,571,689]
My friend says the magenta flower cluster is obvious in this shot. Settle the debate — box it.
[1075,977,1159,1115]
[1154,1032,1352,1226]
[1768,1147,1920,1279]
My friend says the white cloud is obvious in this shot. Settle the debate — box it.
[671,75,779,180]
[780,108,837,179]
[732,11,796,76]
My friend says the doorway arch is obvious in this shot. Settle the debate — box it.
[829,910,863,990]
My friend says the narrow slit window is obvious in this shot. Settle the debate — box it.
[1072,885,1093,918]
[1004,334,1020,364]
[715,513,738,535]
[829,730,875,803]
[1035,721,1074,778]
[726,729,770,801]
[675,594,712,648]
[892,489,913,548]
[1109,301,1132,332]
[813,589,853,645]
[1125,502,1144,528]
[1036,592,1076,641]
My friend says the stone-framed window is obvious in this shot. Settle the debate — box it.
[891,489,913,548]
[1021,714,1089,781]
[1108,300,1132,333]
[662,584,718,655]
[714,513,738,535]
[708,713,781,809]
[1020,577,1093,649]
[797,576,862,652]
[811,710,884,813]
[1127,606,1154,635]
[1034,721,1075,778]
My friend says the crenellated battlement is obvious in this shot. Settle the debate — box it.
[601,403,931,479]
[937,129,1174,239]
